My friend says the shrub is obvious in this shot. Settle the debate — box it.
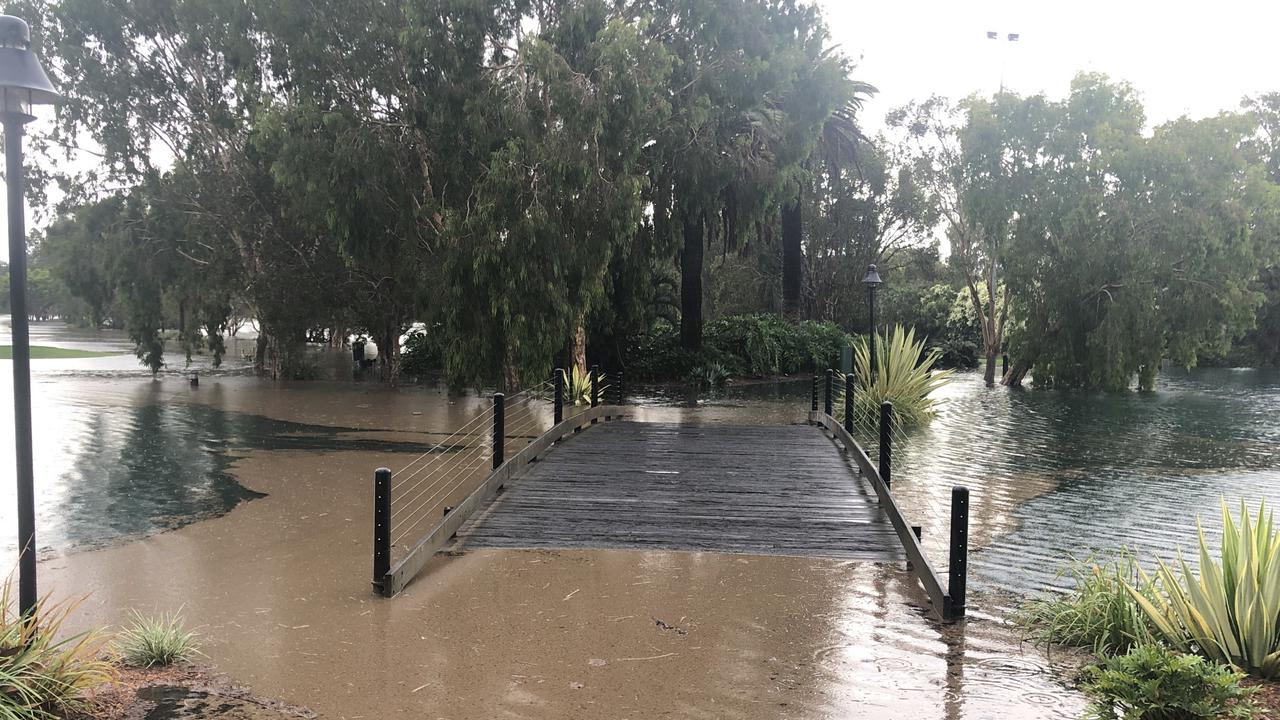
[1127,501,1280,678]
[400,325,445,378]
[1080,644,1257,720]
[688,363,729,389]
[847,325,951,428]
[558,366,609,406]
[0,581,114,719]
[116,610,200,667]
[1012,554,1158,657]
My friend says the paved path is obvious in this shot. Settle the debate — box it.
[459,421,903,560]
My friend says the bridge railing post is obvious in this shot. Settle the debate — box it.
[844,373,855,435]
[945,486,969,621]
[373,467,391,594]
[824,369,833,416]
[553,368,564,424]
[590,364,600,408]
[879,401,893,488]
[811,375,818,413]
[493,392,505,470]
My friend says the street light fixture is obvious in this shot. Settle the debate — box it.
[0,14,58,619]
[862,264,882,382]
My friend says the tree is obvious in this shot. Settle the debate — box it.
[1004,75,1280,390]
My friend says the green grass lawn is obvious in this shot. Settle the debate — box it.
[0,345,123,359]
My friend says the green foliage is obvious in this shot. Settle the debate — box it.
[688,363,730,390]
[400,327,444,379]
[1012,555,1158,657]
[1080,644,1257,720]
[0,581,114,720]
[559,366,608,406]
[1127,501,1280,679]
[116,610,200,667]
[847,325,951,428]
[627,315,853,382]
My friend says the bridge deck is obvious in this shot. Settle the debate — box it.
[458,421,903,561]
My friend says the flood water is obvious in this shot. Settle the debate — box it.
[6,318,1280,717]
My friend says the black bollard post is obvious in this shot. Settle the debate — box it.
[493,392,505,470]
[553,369,564,424]
[824,369,834,416]
[1001,353,1009,379]
[811,375,818,413]
[189,372,199,388]
[373,467,391,593]
[844,373,855,435]
[946,486,970,621]
[590,364,600,408]
[879,401,893,488]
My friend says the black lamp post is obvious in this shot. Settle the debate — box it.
[0,15,58,619]
[862,263,883,381]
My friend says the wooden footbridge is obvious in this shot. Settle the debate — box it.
[371,369,969,621]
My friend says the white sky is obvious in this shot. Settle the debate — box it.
[5,0,1279,261]
[818,0,1280,132]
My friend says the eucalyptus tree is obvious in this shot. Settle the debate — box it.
[444,1,673,389]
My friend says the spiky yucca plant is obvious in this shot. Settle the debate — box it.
[845,325,952,429]
[0,579,114,720]
[1127,500,1280,678]
[559,366,609,406]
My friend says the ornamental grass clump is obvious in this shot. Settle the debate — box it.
[558,366,608,406]
[1127,501,1280,679]
[116,610,199,667]
[0,580,114,720]
[848,324,952,428]
[1012,554,1158,657]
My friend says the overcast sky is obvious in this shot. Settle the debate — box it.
[819,0,1280,132]
[6,0,1279,262]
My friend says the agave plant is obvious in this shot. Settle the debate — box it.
[1126,500,1280,678]
[559,366,609,406]
[843,324,952,429]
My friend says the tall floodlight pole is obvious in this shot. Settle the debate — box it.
[862,264,882,382]
[0,15,58,619]
[985,30,1020,93]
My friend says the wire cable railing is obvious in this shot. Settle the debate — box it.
[810,367,969,622]
[372,366,628,596]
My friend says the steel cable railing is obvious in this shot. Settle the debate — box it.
[372,367,629,596]
[810,367,969,622]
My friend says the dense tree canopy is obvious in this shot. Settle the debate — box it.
[13,1,1280,392]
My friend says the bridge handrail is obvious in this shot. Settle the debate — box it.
[810,369,968,622]
[373,366,626,597]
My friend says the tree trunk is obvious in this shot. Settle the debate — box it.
[570,316,587,375]
[254,334,267,372]
[984,348,998,384]
[781,191,803,321]
[377,325,401,387]
[680,210,704,351]
[1002,359,1031,387]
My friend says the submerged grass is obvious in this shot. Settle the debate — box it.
[1012,554,1158,657]
[0,345,120,360]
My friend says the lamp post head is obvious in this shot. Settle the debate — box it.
[0,16,58,118]
[862,263,883,289]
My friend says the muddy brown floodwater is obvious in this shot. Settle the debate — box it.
[39,375,1088,720]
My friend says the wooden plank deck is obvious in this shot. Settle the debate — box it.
[457,421,903,561]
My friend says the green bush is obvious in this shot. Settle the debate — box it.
[116,610,200,667]
[626,314,853,382]
[401,325,445,378]
[1012,554,1158,657]
[1080,644,1257,720]
[0,581,114,719]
